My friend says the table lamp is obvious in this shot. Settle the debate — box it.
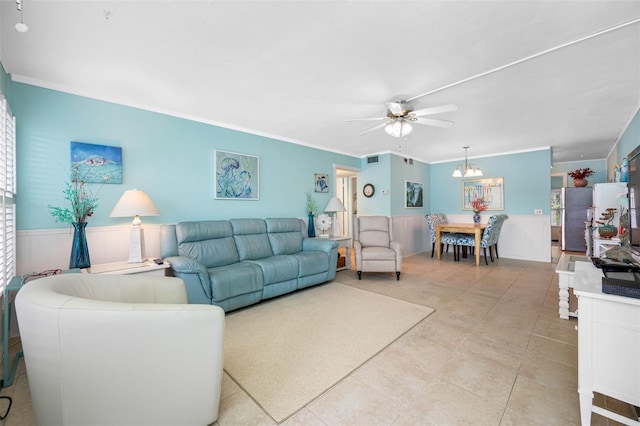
[324,197,346,237]
[109,189,160,263]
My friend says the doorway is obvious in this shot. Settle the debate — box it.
[334,165,359,237]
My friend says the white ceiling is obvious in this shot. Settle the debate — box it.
[1,1,639,165]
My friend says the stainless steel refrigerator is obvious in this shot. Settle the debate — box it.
[561,187,593,252]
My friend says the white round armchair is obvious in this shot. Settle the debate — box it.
[16,273,225,426]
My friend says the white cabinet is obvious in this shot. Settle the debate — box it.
[555,253,590,319]
[574,262,640,425]
[592,235,621,258]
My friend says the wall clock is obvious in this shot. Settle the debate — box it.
[363,183,375,198]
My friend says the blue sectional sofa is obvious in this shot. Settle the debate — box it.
[160,218,339,312]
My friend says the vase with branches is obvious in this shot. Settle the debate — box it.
[48,166,101,269]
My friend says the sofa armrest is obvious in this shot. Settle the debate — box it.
[164,256,212,302]
[302,238,338,254]
[390,241,403,270]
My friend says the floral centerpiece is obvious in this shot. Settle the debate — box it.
[568,168,594,187]
[48,167,100,269]
[470,198,487,224]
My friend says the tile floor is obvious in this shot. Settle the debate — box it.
[1,247,637,425]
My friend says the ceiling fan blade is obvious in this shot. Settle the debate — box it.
[345,117,386,122]
[385,102,404,115]
[414,117,455,128]
[358,122,388,136]
[411,104,458,117]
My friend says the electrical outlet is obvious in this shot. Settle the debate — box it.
[535,209,543,215]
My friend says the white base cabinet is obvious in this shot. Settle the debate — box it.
[574,261,640,425]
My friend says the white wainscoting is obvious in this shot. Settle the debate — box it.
[437,214,551,263]
[17,224,164,275]
[17,214,552,275]
[392,214,551,263]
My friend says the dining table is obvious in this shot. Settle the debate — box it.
[435,223,487,266]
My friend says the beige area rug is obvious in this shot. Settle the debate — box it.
[223,283,434,423]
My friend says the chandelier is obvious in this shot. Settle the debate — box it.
[384,119,413,138]
[452,146,483,177]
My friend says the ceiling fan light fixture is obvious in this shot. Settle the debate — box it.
[15,0,28,33]
[385,119,413,138]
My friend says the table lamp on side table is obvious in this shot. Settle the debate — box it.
[324,197,346,237]
[109,189,160,263]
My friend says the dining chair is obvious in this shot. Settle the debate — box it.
[425,214,460,259]
[455,215,508,265]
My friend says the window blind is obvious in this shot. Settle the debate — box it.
[0,96,16,295]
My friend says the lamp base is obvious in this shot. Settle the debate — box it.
[128,227,146,263]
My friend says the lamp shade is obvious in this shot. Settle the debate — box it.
[324,197,346,213]
[109,189,160,222]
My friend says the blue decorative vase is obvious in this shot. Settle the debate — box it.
[473,214,481,225]
[70,222,91,269]
[308,214,316,238]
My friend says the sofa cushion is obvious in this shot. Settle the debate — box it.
[246,255,299,285]
[230,219,274,260]
[293,251,330,276]
[265,218,303,255]
[209,262,263,302]
[176,221,239,268]
[358,217,390,248]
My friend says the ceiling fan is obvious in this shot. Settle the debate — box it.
[348,101,457,138]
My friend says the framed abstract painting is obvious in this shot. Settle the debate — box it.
[405,181,424,208]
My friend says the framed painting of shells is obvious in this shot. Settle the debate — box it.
[70,141,122,184]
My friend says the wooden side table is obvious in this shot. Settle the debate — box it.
[315,236,351,271]
[83,259,170,276]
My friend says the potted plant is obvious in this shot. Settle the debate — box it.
[596,207,618,239]
[568,167,594,187]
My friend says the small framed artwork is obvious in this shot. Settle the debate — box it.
[214,150,259,200]
[315,174,329,193]
[405,181,424,208]
[462,177,504,210]
[70,141,122,184]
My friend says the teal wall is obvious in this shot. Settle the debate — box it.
[356,154,391,216]
[552,159,607,185]
[11,82,360,230]
[617,108,640,161]
[354,153,430,216]
[8,64,637,232]
[390,155,430,216]
[430,149,551,215]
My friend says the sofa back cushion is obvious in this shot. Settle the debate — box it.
[176,221,239,268]
[265,218,304,255]
[356,216,391,248]
[230,219,274,260]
